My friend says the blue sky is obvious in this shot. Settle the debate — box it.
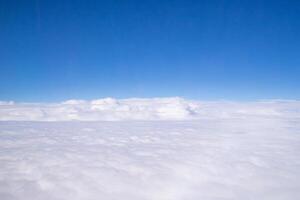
[1,0,299,101]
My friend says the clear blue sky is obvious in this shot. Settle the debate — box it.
[1,0,299,101]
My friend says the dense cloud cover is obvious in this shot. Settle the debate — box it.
[0,98,300,121]
[1,119,300,200]
[1,98,300,199]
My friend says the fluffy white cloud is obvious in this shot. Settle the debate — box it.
[0,98,300,199]
[0,97,299,121]
[0,119,300,200]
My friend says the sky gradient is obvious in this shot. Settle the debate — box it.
[1,0,300,102]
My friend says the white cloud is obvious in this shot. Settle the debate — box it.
[0,98,300,199]
[0,97,299,121]
[0,101,14,105]
[0,119,299,199]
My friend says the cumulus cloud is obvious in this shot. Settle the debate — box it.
[0,119,300,200]
[0,97,299,121]
[0,99,300,199]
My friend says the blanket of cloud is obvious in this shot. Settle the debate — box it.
[1,98,300,199]
[0,97,300,121]
[0,118,300,200]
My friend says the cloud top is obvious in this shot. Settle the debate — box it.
[0,97,299,121]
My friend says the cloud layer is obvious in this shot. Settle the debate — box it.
[1,120,300,200]
[0,97,300,121]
